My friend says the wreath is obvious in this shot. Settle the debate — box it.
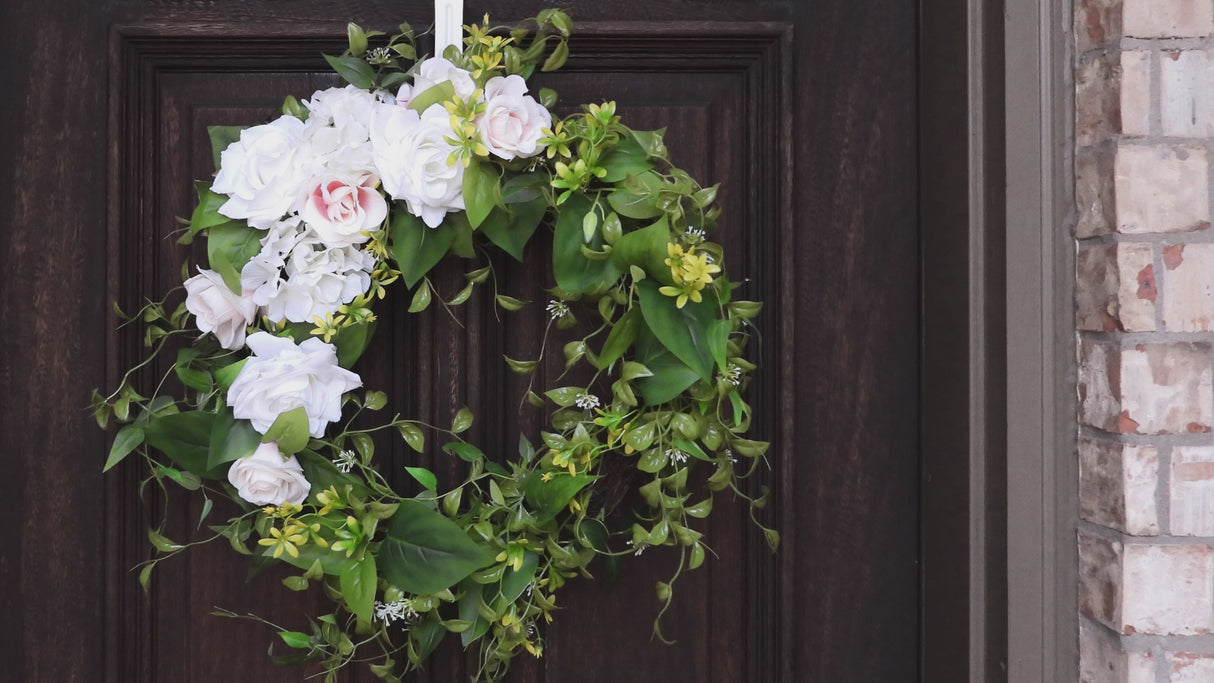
[95,12,774,682]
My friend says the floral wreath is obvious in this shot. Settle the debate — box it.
[96,12,774,682]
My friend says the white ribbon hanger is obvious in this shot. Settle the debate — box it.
[435,0,464,56]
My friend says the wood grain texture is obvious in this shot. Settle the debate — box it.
[2,1,922,681]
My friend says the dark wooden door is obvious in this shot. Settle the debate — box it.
[0,1,918,681]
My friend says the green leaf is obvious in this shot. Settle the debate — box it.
[410,617,447,662]
[553,193,620,293]
[462,160,501,228]
[207,222,263,293]
[104,425,145,472]
[379,500,495,595]
[184,182,236,243]
[599,137,654,183]
[398,423,425,452]
[609,216,672,280]
[708,319,730,373]
[407,81,456,113]
[544,386,581,408]
[504,356,538,375]
[214,359,246,392]
[523,472,597,523]
[207,409,261,470]
[324,53,376,89]
[148,528,184,552]
[451,406,473,433]
[278,631,312,649]
[596,307,640,370]
[541,38,569,72]
[207,126,245,172]
[332,322,375,368]
[144,411,217,476]
[495,551,539,609]
[480,198,547,262]
[606,187,662,220]
[458,581,491,647]
[636,278,715,381]
[389,211,456,288]
[443,442,484,462]
[495,294,527,311]
[672,437,711,462]
[340,555,377,623]
[629,128,668,158]
[406,466,438,492]
[408,280,432,312]
[260,406,310,454]
[346,22,368,56]
[633,327,700,406]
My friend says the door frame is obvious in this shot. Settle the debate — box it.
[920,0,1078,680]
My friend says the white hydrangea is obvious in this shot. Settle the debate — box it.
[240,217,375,324]
[300,85,379,175]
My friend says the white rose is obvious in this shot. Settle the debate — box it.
[183,268,258,350]
[411,57,477,104]
[299,172,387,248]
[212,116,307,227]
[301,85,379,175]
[227,441,311,506]
[370,103,465,228]
[477,75,551,160]
[228,331,362,437]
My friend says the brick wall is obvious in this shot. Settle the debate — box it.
[1076,0,1214,680]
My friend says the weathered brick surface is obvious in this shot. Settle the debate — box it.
[1162,50,1214,137]
[1077,241,1156,332]
[1077,0,1214,672]
[1077,0,1125,52]
[1115,145,1210,234]
[1080,532,1124,630]
[1080,438,1160,534]
[1080,621,1156,682]
[1171,446,1214,535]
[1122,544,1214,634]
[1124,0,1214,38]
[1079,54,1123,146]
[1169,653,1214,682]
[1079,340,1214,434]
[1161,243,1214,331]
[1078,148,1118,237]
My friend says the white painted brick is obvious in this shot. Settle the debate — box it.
[1122,544,1214,634]
[1171,447,1214,536]
[1124,0,1214,38]
[1115,145,1210,234]
[1169,652,1214,681]
[1122,51,1152,137]
[1161,243,1214,331]
[1120,343,1214,434]
[1162,51,1214,137]
[1118,242,1158,332]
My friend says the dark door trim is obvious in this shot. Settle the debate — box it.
[920,0,1077,679]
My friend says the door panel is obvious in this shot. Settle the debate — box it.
[2,1,918,681]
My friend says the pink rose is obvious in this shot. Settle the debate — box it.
[299,173,387,248]
[476,75,551,160]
